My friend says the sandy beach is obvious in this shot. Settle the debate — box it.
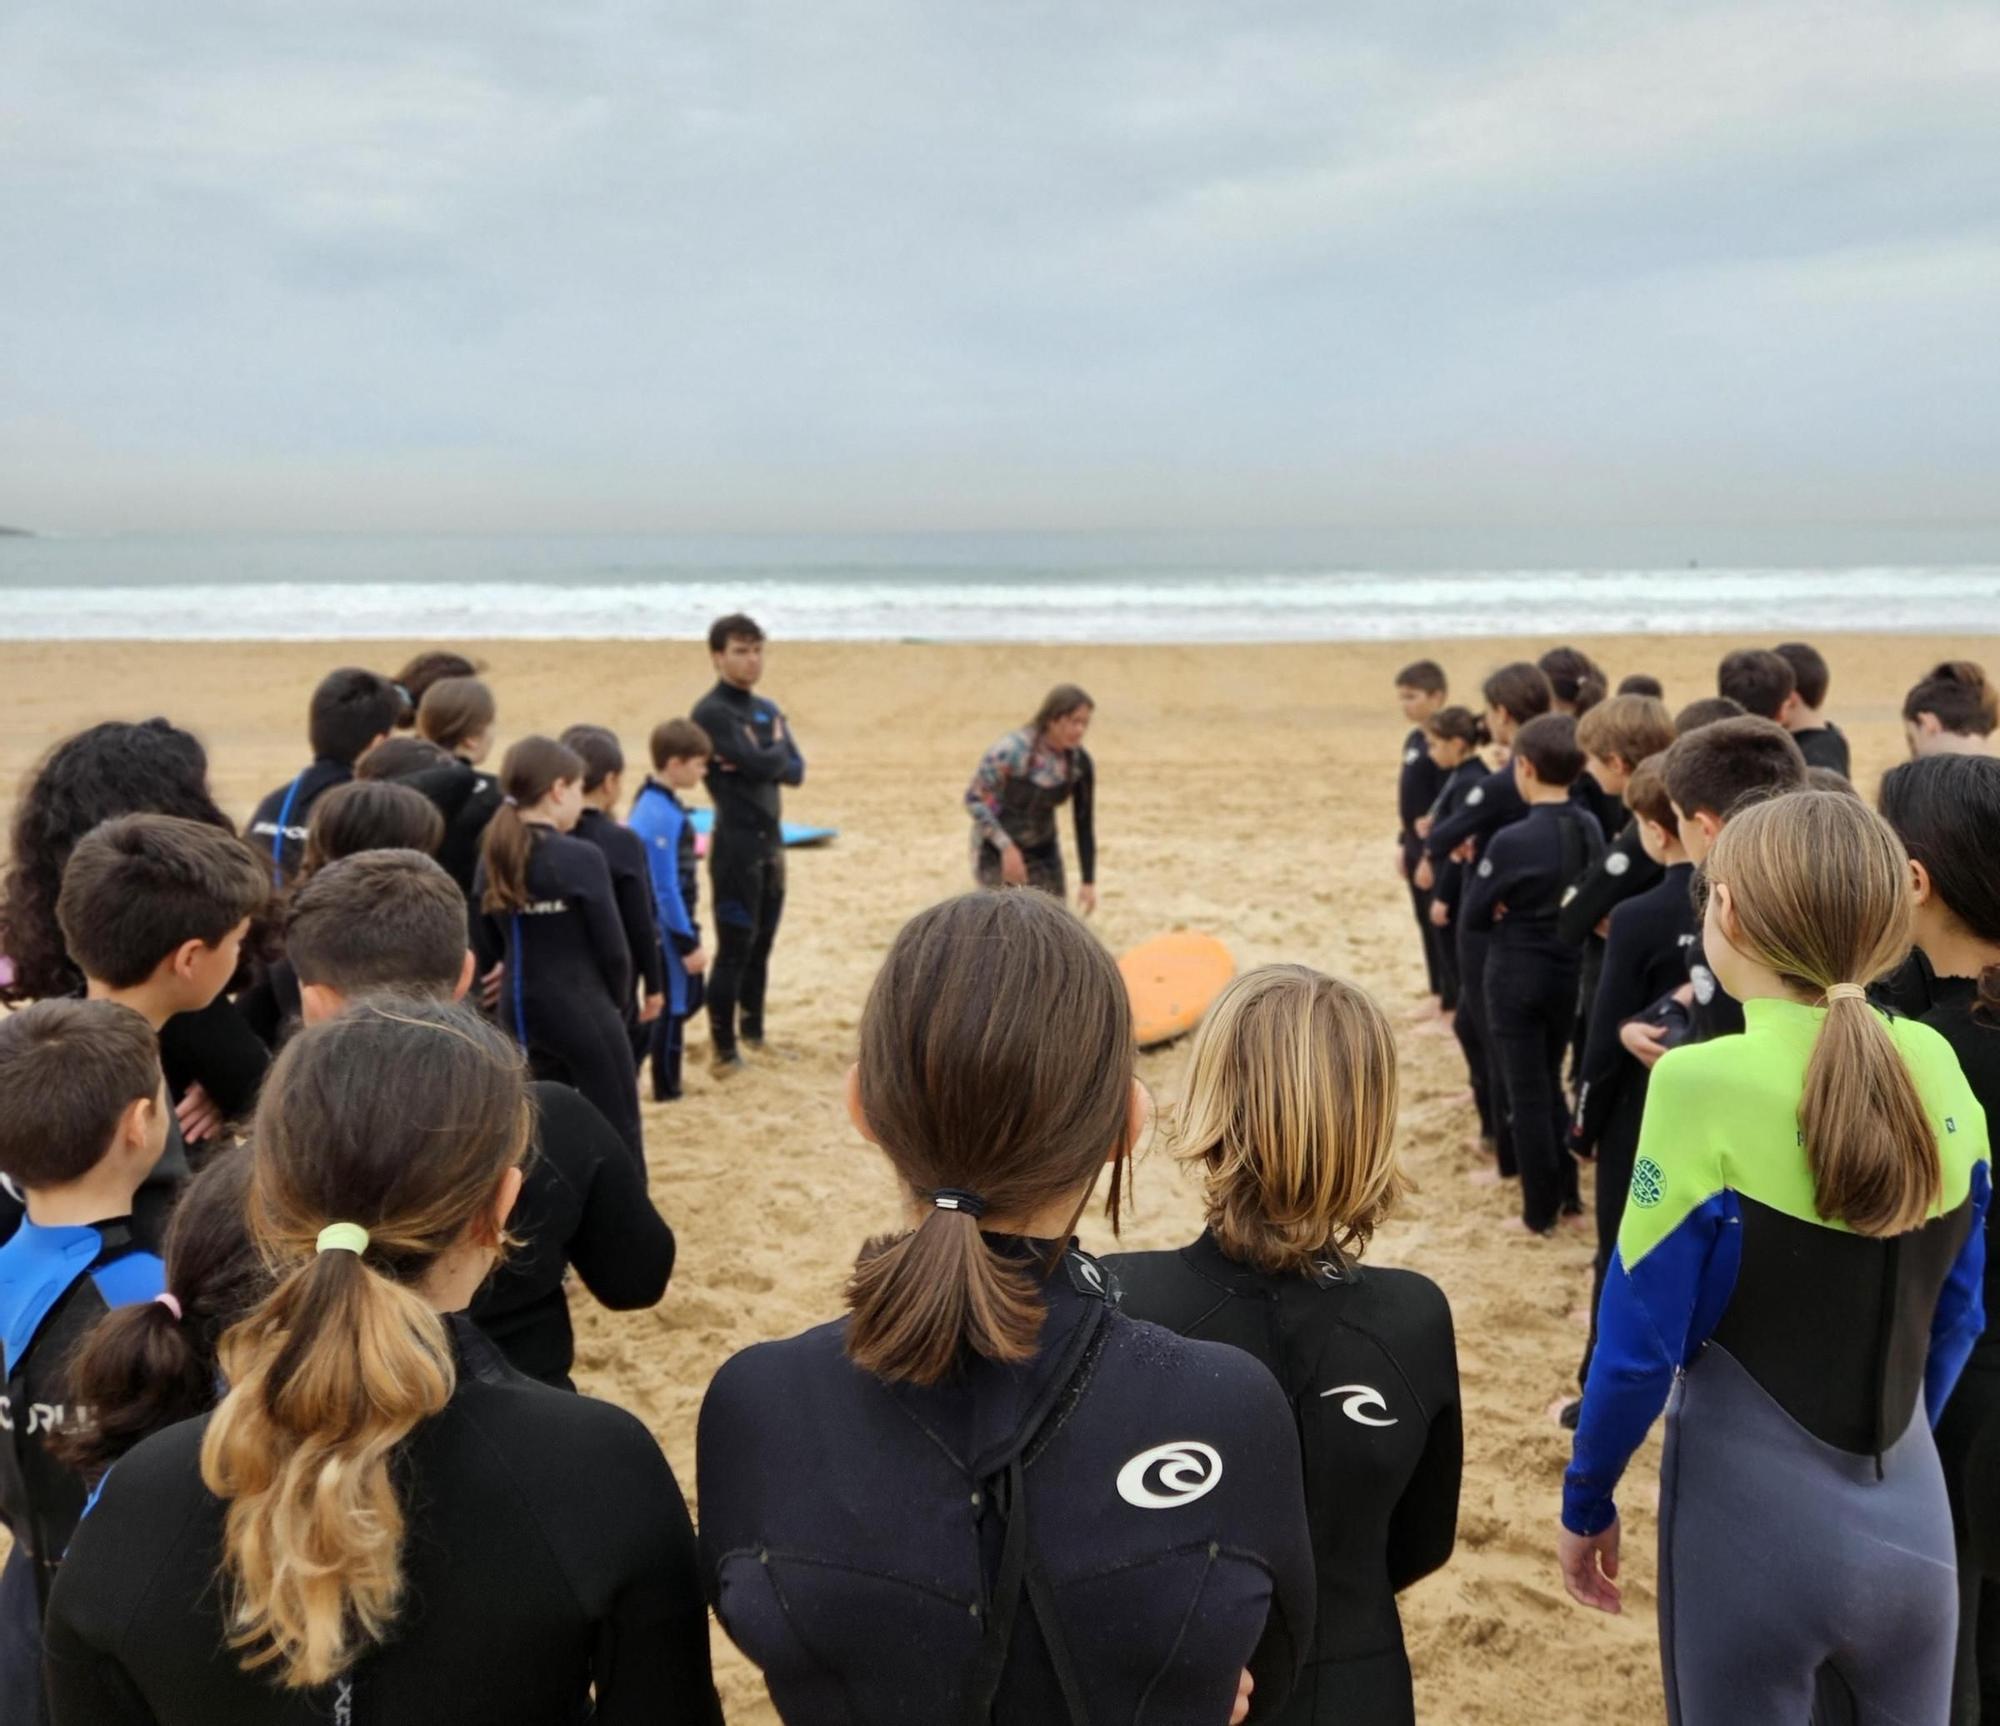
[2,628,1988,1725]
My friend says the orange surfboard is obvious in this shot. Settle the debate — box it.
[1119,933,1235,1049]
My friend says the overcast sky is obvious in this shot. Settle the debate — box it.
[3,1,1997,535]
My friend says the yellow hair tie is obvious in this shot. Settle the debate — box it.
[315,1222,371,1256]
[1824,983,1868,1003]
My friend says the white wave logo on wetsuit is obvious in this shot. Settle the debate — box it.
[1116,1442,1223,1509]
[1605,851,1632,877]
[1691,963,1718,1005]
[1320,1384,1397,1427]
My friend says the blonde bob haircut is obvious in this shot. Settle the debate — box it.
[1174,964,1404,1275]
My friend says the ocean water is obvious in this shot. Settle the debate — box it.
[1,533,1997,642]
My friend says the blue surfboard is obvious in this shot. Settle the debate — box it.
[688,809,839,849]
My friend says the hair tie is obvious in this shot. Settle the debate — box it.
[932,1189,988,1219]
[153,1291,182,1321]
[502,794,520,808]
[316,1222,371,1256]
[1825,983,1869,1003]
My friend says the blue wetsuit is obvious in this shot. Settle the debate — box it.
[1566,1000,1990,1723]
[0,1217,164,1723]
[628,781,703,1100]
[698,1240,1315,1725]
[473,829,640,1164]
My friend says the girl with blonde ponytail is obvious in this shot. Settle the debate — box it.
[43,998,720,1726]
[1558,789,1991,1726]
[699,890,1313,1726]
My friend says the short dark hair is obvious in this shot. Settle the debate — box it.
[286,851,469,997]
[1660,716,1807,825]
[355,735,455,782]
[416,677,496,754]
[309,668,404,765]
[1903,662,1998,738]
[559,725,625,792]
[391,651,481,730]
[1773,642,1830,709]
[0,999,161,1189]
[708,614,765,654]
[1618,673,1665,699]
[1673,695,1745,734]
[1482,662,1554,726]
[1512,714,1586,787]
[58,815,268,988]
[1394,661,1447,696]
[300,781,444,879]
[1806,765,1859,798]
[1717,649,1797,721]
[1623,759,1677,831]
[649,718,713,769]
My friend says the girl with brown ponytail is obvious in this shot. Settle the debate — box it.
[698,889,1313,1726]
[472,737,643,1161]
[43,999,719,1726]
[1558,790,1990,1725]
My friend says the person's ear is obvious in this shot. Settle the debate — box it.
[168,938,209,984]
[117,1092,155,1155]
[1918,711,1944,737]
[1909,857,1934,910]
[1611,754,1632,779]
[1710,881,1747,951]
[298,981,346,1025]
[1695,810,1725,846]
[1112,1078,1152,1163]
[493,1164,524,1237]
[1777,692,1801,726]
[453,949,476,1003]
[843,1064,879,1145]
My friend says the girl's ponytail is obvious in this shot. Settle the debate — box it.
[199,1000,529,1688]
[843,891,1134,1387]
[480,736,584,915]
[1708,791,1941,1237]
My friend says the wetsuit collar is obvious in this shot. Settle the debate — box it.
[0,1218,131,1371]
[1741,994,1868,1032]
[1182,1226,1358,1294]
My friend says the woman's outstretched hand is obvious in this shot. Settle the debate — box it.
[1559,1519,1622,1613]
[1077,883,1098,916]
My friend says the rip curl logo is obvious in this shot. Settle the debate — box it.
[1631,1157,1665,1208]
[1116,1442,1223,1510]
[1477,859,1494,878]
[1606,852,1631,877]
[1404,747,1421,764]
[1690,964,1717,1005]
[1467,787,1486,806]
[1320,1384,1396,1427]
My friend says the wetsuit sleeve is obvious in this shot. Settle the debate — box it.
[556,1089,678,1309]
[700,697,798,785]
[1386,1297,1462,1590]
[42,1632,155,1726]
[1073,748,1096,884]
[778,707,805,789]
[157,995,269,1118]
[1570,900,1657,1155]
[1460,830,1524,933]
[1424,771,1508,861]
[965,735,1016,848]
[610,840,667,999]
[1556,820,1641,946]
[1565,1051,1741,1535]
[1927,1160,1992,1420]
[568,844,634,1005]
[645,803,699,950]
[471,867,505,976]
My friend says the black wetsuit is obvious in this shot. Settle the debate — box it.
[244,758,349,888]
[473,829,640,1163]
[1558,815,1664,1078]
[691,681,803,1060]
[1568,861,1698,1384]
[466,1082,676,1390]
[1793,723,1852,777]
[233,957,302,1053]
[698,1239,1315,1726]
[44,1316,721,1725]
[1919,975,2000,1725]
[1464,800,1605,1232]
[1423,760,1487,1104]
[573,808,668,1039]
[155,997,269,1125]
[0,1217,165,1722]
[1107,1233,1460,1726]
[1397,729,1445,999]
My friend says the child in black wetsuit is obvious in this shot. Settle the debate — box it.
[560,726,668,1048]
[1391,661,1448,1014]
[245,667,402,887]
[629,719,712,1102]
[1772,641,1851,775]
[473,737,642,1163]
[1110,965,1460,1726]
[415,676,503,896]
[1462,714,1605,1236]
[698,890,1313,1725]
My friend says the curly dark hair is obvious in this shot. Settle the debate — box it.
[1,719,235,1004]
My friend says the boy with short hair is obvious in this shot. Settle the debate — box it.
[286,849,677,1389]
[1772,640,1851,775]
[630,719,714,1101]
[1560,694,1677,946]
[30,816,269,1243]
[1463,714,1605,1236]
[0,999,171,1687]
[1715,648,1797,725]
[1393,661,1449,1012]
[246,666,403,886]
